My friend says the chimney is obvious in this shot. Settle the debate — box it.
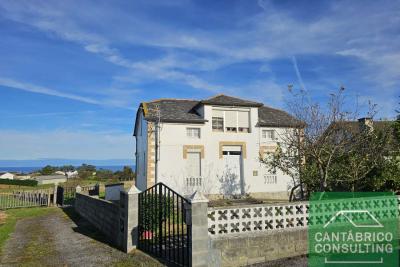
[358,117,373,132]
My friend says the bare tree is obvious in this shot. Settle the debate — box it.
[260,87,381,197]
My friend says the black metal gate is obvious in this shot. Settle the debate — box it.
[138,183,191,267]
[56,184,99,206]
[56,186,64,206]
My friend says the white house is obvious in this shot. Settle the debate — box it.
[133,94,303,200]
[66,170,79,178]
[0,172,14,180]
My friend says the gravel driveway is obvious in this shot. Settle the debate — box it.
[0,208,163,267]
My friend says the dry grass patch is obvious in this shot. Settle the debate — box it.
[0,212,7,225]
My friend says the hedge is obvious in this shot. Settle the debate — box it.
[0,179,38,186]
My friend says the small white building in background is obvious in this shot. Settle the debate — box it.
[34,175,67,185]
[0,172,15,180]
[66,170,79,178]
[134,94,303,200]
[15,175,31,180]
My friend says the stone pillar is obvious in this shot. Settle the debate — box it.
[120,185,140,252]
[76,185,82,193]
[189,191,209,267]
[53,184,58,206]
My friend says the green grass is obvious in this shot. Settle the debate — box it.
[0,207,57,254]
[0,183,54,193]
[112,250,164,267]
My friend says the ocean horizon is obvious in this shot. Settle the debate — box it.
[0,165,135,174]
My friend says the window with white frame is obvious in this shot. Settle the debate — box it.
[186,128,200,138]
[262,130,276,140]
[212,108,250,133]
[238,111,250,132]
[212,109,224,131]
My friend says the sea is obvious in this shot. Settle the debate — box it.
[0,165,134,174]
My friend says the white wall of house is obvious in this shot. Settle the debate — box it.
[135,111,148,191]
[0,172,14,179]
[153,105,294,197]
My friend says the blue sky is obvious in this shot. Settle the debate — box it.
[0,0,399,162]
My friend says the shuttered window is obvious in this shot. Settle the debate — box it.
[225,111,237,127]
[186,152,201,177]
[212,109,223,118]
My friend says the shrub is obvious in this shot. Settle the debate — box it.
[0,179,38,186]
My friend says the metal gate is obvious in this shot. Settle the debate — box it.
[138,183,191,266]
[56,184,99,206]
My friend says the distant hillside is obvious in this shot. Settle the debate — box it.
[0,158,134,167]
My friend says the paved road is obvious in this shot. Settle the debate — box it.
[0,208,163,267]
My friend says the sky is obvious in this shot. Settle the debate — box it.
[0,0,399,162]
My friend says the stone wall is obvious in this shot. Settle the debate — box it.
[75,192,121,247]
[209,228,307,266]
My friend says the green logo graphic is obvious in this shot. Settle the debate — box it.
[309,192,398,267]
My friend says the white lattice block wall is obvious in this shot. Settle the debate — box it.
[208,202,309,236]
[208,197,400,236]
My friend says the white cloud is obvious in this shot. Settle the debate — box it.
[0,77,100,105]
[0,0,398,113]
[0,129,134,160]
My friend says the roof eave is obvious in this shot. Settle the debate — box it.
[145,118,208,124]
[200,101,263,107]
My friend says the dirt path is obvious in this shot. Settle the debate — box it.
[0,208,163,267]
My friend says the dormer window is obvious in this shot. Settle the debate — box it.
[212,110,224,132]
[212,108,250,133]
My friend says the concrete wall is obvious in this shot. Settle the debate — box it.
[75,193,121,247]
[209,229,308,267]
[38,177,67,185]
[151,105,294,198]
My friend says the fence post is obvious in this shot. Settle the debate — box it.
[47,189,51,206]
[76,185,82,193]
[120,185,140,252]
[94,183,100,195]
[189,191,209,267]
[53,185,58,206]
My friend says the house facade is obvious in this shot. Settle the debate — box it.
[0,172,14,180]
[133,95,302,199]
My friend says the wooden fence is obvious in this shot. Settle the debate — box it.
[0,189,53,210]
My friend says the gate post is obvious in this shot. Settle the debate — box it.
[120,185,140,252]
[53,185,58,206]
[189,191,209,267]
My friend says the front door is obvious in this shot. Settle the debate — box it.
[222,146,244,195]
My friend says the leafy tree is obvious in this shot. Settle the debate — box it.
[77,164,96,172]
[40,165,57,175]
[261,87,361,197]
[59,165,75,172]
[261,87,396,198]
[113,166,135,181]
[77,164,96,179]
[96,169,114,180]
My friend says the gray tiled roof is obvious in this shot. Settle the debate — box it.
[200,94,263,107]
[140,94,302,127]
[257,106,304,127]
[144,100,206,123]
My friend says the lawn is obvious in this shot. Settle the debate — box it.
[0,183,54,193]
[0,207,164,266]
[0,207,57,254]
